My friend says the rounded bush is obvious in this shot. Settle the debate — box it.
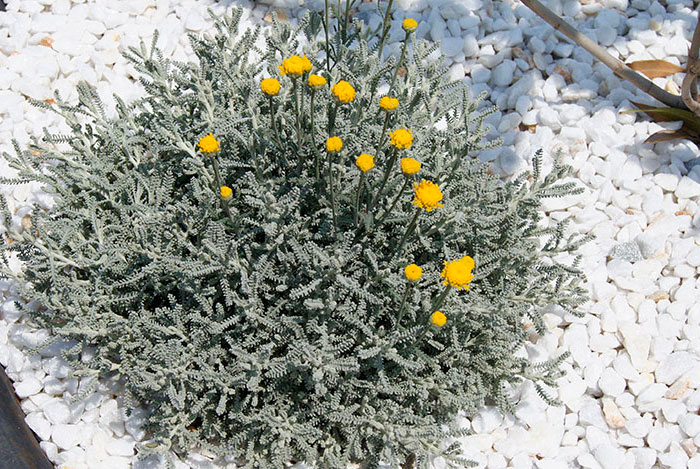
[0,7,588,469]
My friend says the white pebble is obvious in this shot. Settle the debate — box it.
[14,377,42,398]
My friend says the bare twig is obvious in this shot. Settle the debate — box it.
[682,13,700,116]
[520,0,689,111]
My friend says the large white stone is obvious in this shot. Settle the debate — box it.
[619,322,651,371]
[14,377,42,398]
[440,37,463,57]
[105,436,136,457]
[42,399,71,425]
[680,414,700,438]
[598,368,626,397]
[676,176,700,199]
[25,412,52,441]
[593,444,625,469]
[656,352,699,385]
[51,423,82,450]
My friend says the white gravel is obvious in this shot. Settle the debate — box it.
[2,0,700,468]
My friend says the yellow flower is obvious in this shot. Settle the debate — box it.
[308,74,327,89]
[197,133,220,154]
[326,136,343,152]
[431,311,446,327]
[278,55,312,76]
[412,179,443,212]
[402,18,418,32]
[379,96,399,111]
[401,157,421,175]
[332,80,356,103]
[355,153,374,172]
[404,264,422,281]
[220,186,233,199]
[441,256,475,290]
[260,78,281,96]
[390,128,413,150]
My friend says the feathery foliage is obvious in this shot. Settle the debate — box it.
[0,5,588,468]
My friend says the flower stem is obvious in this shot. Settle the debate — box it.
[310,91,320,179]
[430,285,451,313]
[376,177,410,226]
[269,96,283,149]
[327,151,338,234]
[376,0,395,62]
[388,31,410,93]
[375,111,390,155]
[393,209,419,258]
[293,78,302,159]
[324,0,331,71]
[368,146,398,211]
[354,172,366,225]
[208,154,235,225]
[343,0,351,42]
[395,284,411,328]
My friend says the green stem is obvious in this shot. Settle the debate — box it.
[269,96,283,149]
[327,150,338,234]
[328,102,338,137]
[310,91,320,180]
[395,284,411,328]
[354,171,366,225]
[209,155,235,225]
[392,209,419,258]
[293,78,301,156]
[388,32,411,93]
[368,146,398,211]
[376,177,410,226]
[430,285,451,313]
[343,0,351,42]
[324,0,331,71]
[376,0,395,62]
[375,112,390,156]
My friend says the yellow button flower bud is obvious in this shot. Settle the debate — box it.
[390,128,413,150]
[402,18,418,32]
[260,78,281,96]
[197,133,220,154]
[326,136,343,152]
[431,311,446,327]
[220,186,233,199]
[400,157,421,175]
[404,264,422,281]
[308,74,327,89]
[332,80,356,104]
[379,96,399,111]
[355,153,374,172]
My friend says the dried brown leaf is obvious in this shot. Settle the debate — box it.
[628,60,684,79]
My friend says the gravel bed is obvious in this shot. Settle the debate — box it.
[2,0,700,468]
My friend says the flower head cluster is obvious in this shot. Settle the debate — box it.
[441,256,475,290]
[401,157,421,175]
[404,264,422,281]
[412,180,443,212]
[197,133,220,154]
[379,96,399,111]
[220,186,233,199]
[308,74,327,89]
[326,136,343,152]
[390,128,413,150]
[355,153,374,172]
[402,18,419,32]
[278,55,312,76]
[431,311,446,327]
[333,80,356,103]
[260,78,281,96]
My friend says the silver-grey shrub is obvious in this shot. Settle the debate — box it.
[0,6,589,469]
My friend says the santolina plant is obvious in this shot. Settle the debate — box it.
[0,4,589,469]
